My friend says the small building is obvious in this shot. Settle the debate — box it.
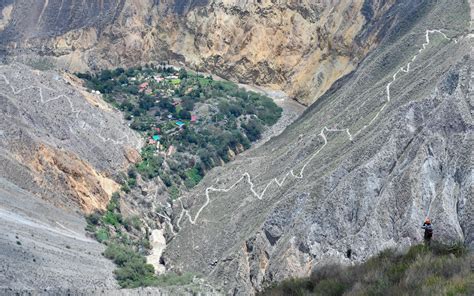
[190,114,197,123]
[167,145,176,156]
[152,135,161,141]
[139,82,149,92]
[175,121,185,128]
[148,136,156,145]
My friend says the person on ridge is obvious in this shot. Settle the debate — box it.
[421,218,433,246]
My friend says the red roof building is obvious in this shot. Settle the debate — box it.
[139,82,149,92]
[191,114,197,123]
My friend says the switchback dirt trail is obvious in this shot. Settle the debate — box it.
[0,70,139,147]
[165,29,454,234]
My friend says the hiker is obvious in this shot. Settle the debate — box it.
[421,218,433,246]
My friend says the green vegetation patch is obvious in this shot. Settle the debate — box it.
[77,64,282,197]
[259,243,473,296]
[104,243,157,288]
[85,192,198,288]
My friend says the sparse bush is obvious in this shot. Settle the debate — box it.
[104,243,157,288]
[169,185,180,200]
[103,211,122,227]
[121,183,131,193]
[154,272,195,286]
[259,243,473,296]
[86,212,101,225]
[95,228,109,243]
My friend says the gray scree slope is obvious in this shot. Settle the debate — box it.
[162,1,472,294]
[0,63,143,294]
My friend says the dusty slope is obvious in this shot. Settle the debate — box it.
[161,1,472,294]
[0,62,147,293]
[0,177,185,295]
[0,0,414,104]
[0,62,141,213]
[0,177,118,293]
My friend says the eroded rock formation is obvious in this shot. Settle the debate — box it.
[1,0,406,104]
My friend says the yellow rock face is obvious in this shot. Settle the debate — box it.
[27,144,119,214]
[1,0,396,104]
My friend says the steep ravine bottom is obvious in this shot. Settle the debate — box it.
[81,68,305,290]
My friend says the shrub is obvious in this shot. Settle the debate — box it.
[178,109,192,120]
[242,118,263,142]
[103,211,122,227]
[184,167,203,189]
[259,244,473,296]
[127,178,137,188]
[104,243,157,288]
[169,185,180,200]
[95,228,109,243]
[154,272,195,286]
[431,241,467,257]
[86,212,102,225]
[160,173,173,187]
[136,145,163,179]
[108,193,120,212]
[265,278,313,296]
[132,217,142,230]
[121,183,131,193]
[314,278,347,296]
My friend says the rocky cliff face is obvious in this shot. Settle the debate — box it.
[1,0,406,104]
[160,1,472,294]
